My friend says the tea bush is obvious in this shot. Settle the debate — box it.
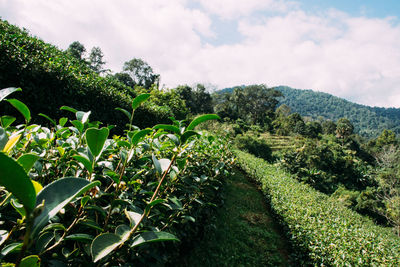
[235,150,400,266]
[234,133,272,161]
[0,88,233,266]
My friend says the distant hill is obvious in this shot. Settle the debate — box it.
[275,86,400,137]
[216,85,400,138]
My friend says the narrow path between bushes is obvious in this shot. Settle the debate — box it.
[176,169,294,266]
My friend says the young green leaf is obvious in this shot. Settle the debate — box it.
[71,120,84,134]
[131,93,150,110]
[17,153,40,173]
[0,87,22,102]
[85,127,109,158]
[0,153,36,214]
[72,155,93,173]
[39,113,57,126]
[59,117,68,127]
[0,115,16,128]
[6,99,31,123]
[152,124,181,135]
[64,234,94,243]
[186,114,220,131]
[181,130,200,144]
[60,106,78,114]
[131,231,179,248]
[19,255,40,267]
[76,111,91,124]
[31,178,101,237]
[130,129,151,146]
[152,154,162,175]
[91,233,122,263]
[3,134,21,154]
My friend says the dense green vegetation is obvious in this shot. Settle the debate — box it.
[276,86,400,137]
[0,88,232,265]
[235,150,400,266]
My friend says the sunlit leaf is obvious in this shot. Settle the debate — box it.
[131,129,151,146]
[6,99,31,122]
[72,155,93,173]
[0,115,16,128]
[85,127,109,158]
[186,114,220,131]
[71,120,84,134]
[3,133,21,154]
[59,117,68,127]
[159,158,171,173]
[0,127,7,151]
[131,231,179,248]
[32,178,101,237]
[76,111,91,124]
[0,87,22,102]
[124,209,143,227]
[181,130,199,144]
[60,106,78,114]
[0,153,36,214]
[91,233,122,263]
[17,153,40,173]
[20,255,41,267]
[131,93,150,110]
[152,124,181,135]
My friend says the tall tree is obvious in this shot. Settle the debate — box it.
[66,41,86,60]
[88,46,106,74]
[123,58,160,89]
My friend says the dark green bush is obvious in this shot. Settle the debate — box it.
[234,133,272,161]
[235,150,400,266]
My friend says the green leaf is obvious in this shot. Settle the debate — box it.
[152,124,181,135]
[39,113,56,126]
[152,154,162,175]
[17,153,40,173]
[159,159,171,173]
[0,87,22,102]
[115,107,131,121]
[72,155,93,173]
[132,93,150,110]
[91,233,122,263]
[76,111,91,124]
[20,255,41,267]
[115,224,130,241]
[59,117,68,127]
[85,127,109,158]
[0,116,16,128]
[65,233,94,243]
[0,242,22,260]
[6,99,31,123]
[131,231,179,248]
[60,106,78,114]
[0,153,36,214]
[131,129,151,146]
[124,209,143,227]
[0,230,8,246]
[0,127,7,151]
[31,178,101,237]
[181,130,200,144]
[186,114,220,131]
[71,120,84,134]
[145,199,165,215]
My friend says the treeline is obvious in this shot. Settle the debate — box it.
[276,86,400,137]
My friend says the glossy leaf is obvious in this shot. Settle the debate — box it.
[186,114,220,131]
[20,255,41,267]
[65,234,94,243]
[60,106,78,114]
[0,115,16,128]
[153,124,181,135]
[32,180,43,195]
[71,120,84,134]
[32,178,101,237]
[181,130,200,144]
[3,134,21,154]
[131,231,179,248]
[131,93,150,110]
[115,224,130,241]
[152,154,162,175]
[0,87,22,102]
[59,117,68,127]
[159,158,171,173]
[72,155,93,173]
[0,242,22,260]
[6,99,31,122]
[91,233,122,263]
[17,153,40,173]
[0,153,36,214]
[76,111,91,124]
[124,209,142,227]
[0,230,8,246]
[85,127,109,158]
[131,129,151,146]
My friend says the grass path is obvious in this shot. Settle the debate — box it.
[177,169,294,266]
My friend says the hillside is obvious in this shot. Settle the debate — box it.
[275,86,400,137]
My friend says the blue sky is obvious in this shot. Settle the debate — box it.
[1,0,400,107]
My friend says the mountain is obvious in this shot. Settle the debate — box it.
[275,86,400,137]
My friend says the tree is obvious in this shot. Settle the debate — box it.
[376,129,397,148]
[322,120,337,135]
[66,41,86,60]
[122,58,160,89]
[336,118,354,140]
[113,72,136,88]
[88,47,106,74]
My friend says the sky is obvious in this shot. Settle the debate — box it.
[1,0,400,108]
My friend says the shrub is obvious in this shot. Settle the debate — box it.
[235,150,400,266]
[234,133,272,161]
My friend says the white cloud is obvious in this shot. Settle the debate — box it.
[1,0,400,107]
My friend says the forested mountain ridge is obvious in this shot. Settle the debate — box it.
[217,86,400,137]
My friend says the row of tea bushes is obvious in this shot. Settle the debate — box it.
[235,150,400,266]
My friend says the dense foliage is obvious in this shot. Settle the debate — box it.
[0,19,183,131]
[276,86,400,137]
[235,150,400,266]
[0,89,232,266]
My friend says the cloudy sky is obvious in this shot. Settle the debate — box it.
[1,0,400,107]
